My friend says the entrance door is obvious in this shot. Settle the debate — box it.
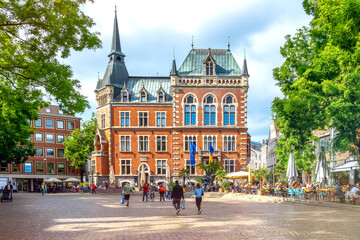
[138,163,150,186]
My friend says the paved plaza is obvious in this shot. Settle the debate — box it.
[1,193,360,240]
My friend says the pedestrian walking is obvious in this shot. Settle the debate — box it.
[194,183,204,214]
[166,183,172,200]
[142,184,149,201]
[122,183,134,207]
[159,185,166,201]
[91,184,96,194]
[41,183,45,196]
[171,180,184,214]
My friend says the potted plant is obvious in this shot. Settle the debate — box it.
[253,168,269,195]
[221,179,230,193]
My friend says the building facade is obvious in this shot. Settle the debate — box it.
[0,105,81,191]
[266,117,281,169]
[250,141,262,170]
[91,12,251,187]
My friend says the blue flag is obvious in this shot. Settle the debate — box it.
[209,142,214,163]
[190,141,196,165]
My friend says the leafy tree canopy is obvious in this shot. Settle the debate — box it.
[272,0,360,170]
[0,0,101,163]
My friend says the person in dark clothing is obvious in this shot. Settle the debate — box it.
[171,180,184,214]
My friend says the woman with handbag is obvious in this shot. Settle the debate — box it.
[194,183,204,214]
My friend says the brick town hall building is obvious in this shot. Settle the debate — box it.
[91,11,251,187]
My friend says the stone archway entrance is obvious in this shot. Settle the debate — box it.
[138,163,150,186]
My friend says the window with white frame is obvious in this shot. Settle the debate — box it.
[223,95,236,125]
[156,112,166,127]
[120,112,130,127]
[184,95,196,125]
[101,114,105,128]
[223,135,236,151]
[186,160,196,175]
[57,149,65,158]
[203,135,217,151]
[120,136,131,151]
[224,159,236,173]
[35,133,43,142]
[158,91,164,102]
[45,119,54,128]
[57,120,64,129]
[140,91,147,102]
[35,147,43,157]
[122,90,129,102]
[138,112,148,127]
[120,159,131,175]
[34,118,42,127]
[156,136,167,151]
[156,160,167,175]
[46,148,54,158]
[57,134,65,143]
[46,133,54,143]
[138,136,149,151]
[67,121,75,130]
[204,95,216,125]
[184,135,197,152]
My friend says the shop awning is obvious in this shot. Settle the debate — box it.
[331,161,359,173]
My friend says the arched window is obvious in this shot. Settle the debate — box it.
[184,95,196,125]
[204,95,216,125]
[224,95,235,125]
[123,92,127,102]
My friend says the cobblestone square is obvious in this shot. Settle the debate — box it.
[1,193,360,240]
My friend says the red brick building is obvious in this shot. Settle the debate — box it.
[0,105,81,191]
[92,12,251,187]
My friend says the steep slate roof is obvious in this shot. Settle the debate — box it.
[114,77,172,102]
[178,49,242,76]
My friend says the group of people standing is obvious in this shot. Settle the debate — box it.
[122,180,204,215]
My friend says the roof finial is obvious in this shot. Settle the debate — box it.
[115,1,117,14]
[244,48,246,60]
[228,36,230,50]
[97,71,100,80]
[191,36,194,50]
[173,48,175,60]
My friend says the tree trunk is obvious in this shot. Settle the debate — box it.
[80,168,84,183]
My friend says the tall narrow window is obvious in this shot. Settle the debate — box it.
[139,136,149,151]
[120,112,130,127]
[120,136,131,151]
[156,112,166,127]
[223,136,236,151]
[158,92,164,102]
[141,92,146,102]
[204,95,216,125]
[123,92,128,102]
[139,112,148,127]
[224,95,236,125]
[203,135,217,151]
[206,62,214,75]
[101,114,105,128]
[184,95,197,126]
[184,135,197,151]
[156,136,167,151]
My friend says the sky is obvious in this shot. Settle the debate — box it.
[64,0,312,143]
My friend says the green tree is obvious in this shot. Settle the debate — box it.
[178,168,190,186]
[272,0,360,168]
[0,0,101,163]
[197,161,223,176]
[253,168,269,189]
[64,116,97,182]
[215,168,227,182]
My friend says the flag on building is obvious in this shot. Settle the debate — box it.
[190,142,196,165]
[209,142,214,163]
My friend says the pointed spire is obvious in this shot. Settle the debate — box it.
[242,49,249,76]
[170,49,178,76]
[228,36,230,50]
[109,6,124,56]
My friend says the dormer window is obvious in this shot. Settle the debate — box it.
[158,92,164,102]
[123,92,128,102]
[140,91,147,102]
[206,61,214,75]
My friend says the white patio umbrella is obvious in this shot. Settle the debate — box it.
[286,152,298,186]
[44,177,62,183]
[315,147,329,185]
[140,165,146,185]
[64,177,81,182]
